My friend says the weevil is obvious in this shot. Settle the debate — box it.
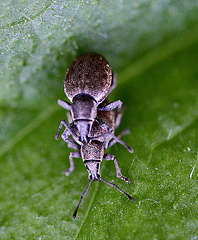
[56,101,134,218]
[57,53,122,142]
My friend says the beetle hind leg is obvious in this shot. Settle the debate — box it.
[103,153,130,183]
[62,151,81,176]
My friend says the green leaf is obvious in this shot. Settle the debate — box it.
[0,0,198,239]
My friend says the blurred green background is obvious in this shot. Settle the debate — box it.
[0,0,198,239]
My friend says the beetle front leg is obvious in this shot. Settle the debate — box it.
[55,119,78,149]
[96,116,114,134]
[55,119,68,140]
[61,129,79,150]
[98,100,122,112]
[67,141,80,150]
[62,151,81,176]
[58,99,71,110]
[103,153,130,183]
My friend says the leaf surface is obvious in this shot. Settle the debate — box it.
[0,1,198,239]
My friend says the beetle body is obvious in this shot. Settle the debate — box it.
[74,101,115,181]
[57,53,122,142]
[64,53,112,103]
[56,100,134,218]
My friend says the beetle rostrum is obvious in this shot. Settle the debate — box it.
[56,100,134,218]
[57,53,123,142]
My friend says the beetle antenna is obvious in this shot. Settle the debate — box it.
[100,178,134,202]
[73,179,92,219]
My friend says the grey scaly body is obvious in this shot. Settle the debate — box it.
[56,53,122,142]
[56,101,134,218]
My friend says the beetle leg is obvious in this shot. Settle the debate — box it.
[98,100,122,112]
[67,140,80,150]
[95,116,114,133]
[103,153,130,183]
[100,122,113,133]
[90,132,133,153]
[108,128,130,148]
[62,151,81,176]
[67,111,73,124]
[114,111,122,129]
[58,99,71,110]
[55,119,78,149]
[109,73,117,93]
[61,129,79,150]
[55,119,70,139]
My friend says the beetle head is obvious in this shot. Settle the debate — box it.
[84,160,101,181]
[71,94,97,142]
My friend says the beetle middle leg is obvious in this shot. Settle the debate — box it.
[103,153,130,183]
[109,73,117,93]
[91,132,133,153]
[62,151,81,176]
[108,128,130,148]
[114,111,122,129]
[98,100,122,112]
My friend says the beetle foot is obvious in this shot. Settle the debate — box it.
[55,133,59,140]
[121,176,131,184]
[62,169,73,176]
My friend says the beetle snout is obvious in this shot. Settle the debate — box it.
[89,173,101,181]
[75,120,92,142]
[85,161,101,181]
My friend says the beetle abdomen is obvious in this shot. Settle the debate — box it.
[64,53,112,103]
[81,141,104,161]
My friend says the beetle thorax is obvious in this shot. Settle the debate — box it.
[71,94,97,142]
